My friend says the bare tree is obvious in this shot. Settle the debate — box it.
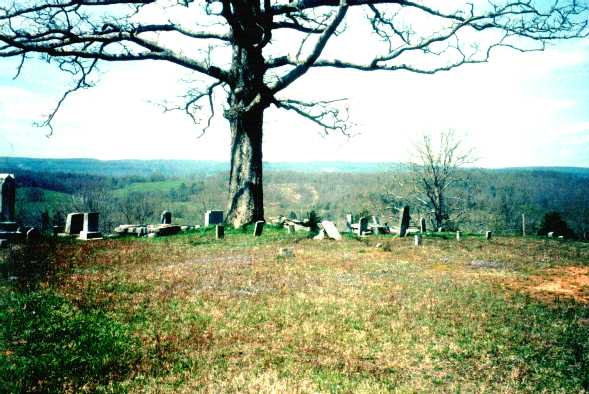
[1,1,587,227]
[406,130,475,230]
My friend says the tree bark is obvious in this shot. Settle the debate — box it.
[224,41,268,228]
[225,107,264,228]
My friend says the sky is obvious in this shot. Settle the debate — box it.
[0,3,588,168]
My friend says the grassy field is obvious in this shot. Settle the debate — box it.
[1,228,588,393]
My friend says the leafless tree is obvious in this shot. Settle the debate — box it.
[117,192,157,224]
[1,0,587,227]
[406,130,475,230]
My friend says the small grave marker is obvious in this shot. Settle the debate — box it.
[161,210,172,224]
[216,224,224,239]
[253,221,265,237]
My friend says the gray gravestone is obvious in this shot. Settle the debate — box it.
[64,213,84,235]
[26,227,41,242]
[547,231,554,238]
[0,174,15,222]
[321,220,342,241]
[485,231,492,240]
[358,217,368,236]
[216,224,224,239]
[253,221,265,237]
[79,212,102,240]
[205,210,224,226]
[420,218,426,233]
[456,231,461,241]
[41,211,50,233]
[161,210,172,224]
[345,214,353,232]
[399,206,410,237]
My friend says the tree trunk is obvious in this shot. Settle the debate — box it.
[225,107,264,228]
[224,40,267,228]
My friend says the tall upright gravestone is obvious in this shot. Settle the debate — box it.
[65,213,84,235]
[161,210,172,224]
[0,174,16,223]
[205,210,224,226]
[79,212,102,240]
[399,206,410,237]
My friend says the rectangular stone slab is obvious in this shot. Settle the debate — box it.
[205,210,224,226]
[65,213,84,235]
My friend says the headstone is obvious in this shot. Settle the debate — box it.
[399,206,410,237]
[26,227,41,242]
[547,231,554,238]
[414,234,422,246]
[456,231,461,241]
[205,210,224,226]
[321,220,342,241]
[79,212,102,240]
[522,213,526,237]
[161,210,172,224]
[345,214,353,232]
[558,235,564,239]
[41,211,50,233]
[0,174,16,222]
[438,227,443,233]
[216,224,224,239]
[253,220,265,237]
[420,218,426,233]
[313,229,326,240]
[64,212,84,235]
[485,231,492,240]
[357,217,368,236]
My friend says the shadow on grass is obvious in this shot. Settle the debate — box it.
[0,241,140,393]
[0,288,140,393]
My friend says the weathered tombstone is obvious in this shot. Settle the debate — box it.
[345,214,353,232]
[547,231,554,238]
[399,206,410,237]
[253,221,265,237]
[0,174,16,222]
[522,213,526,237]
[41,211,50,233]
[79,212,102,240]
[161,210,172,224]
[321,220,342,241]
[216,224,224,239]
[438,227,443,233]
[485,231,492,240]
[414,234,422,246]
[64,213,84,235]
[26,227,41,242]
[357,217,368,236]
[456,231,461,241]
[420,218,426,233]
[205,210,224,226]
[313,229,326,240]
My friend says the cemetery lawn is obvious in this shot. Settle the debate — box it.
[1,228,588,393]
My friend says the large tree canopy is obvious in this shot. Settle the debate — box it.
[1,0,587,227]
